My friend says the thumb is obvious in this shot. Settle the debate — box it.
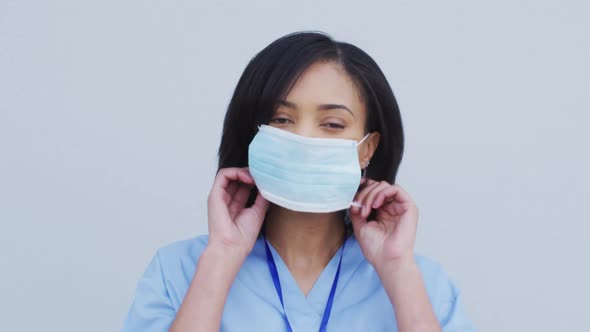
[349,206,367,237]
[250,191,269,223]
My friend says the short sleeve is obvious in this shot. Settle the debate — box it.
[121,250,175,332]
[436,276,478,331]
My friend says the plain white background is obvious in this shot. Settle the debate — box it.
[1,1,588,331]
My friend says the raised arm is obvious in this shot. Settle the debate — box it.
[349,178,441,332]
[169,167,269,332]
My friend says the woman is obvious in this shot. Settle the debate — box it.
[121,31,477,332]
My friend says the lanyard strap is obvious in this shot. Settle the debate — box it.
[263,233,345,332]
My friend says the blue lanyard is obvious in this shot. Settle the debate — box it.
[263,233,345,332]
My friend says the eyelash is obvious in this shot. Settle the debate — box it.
[270,117,292,125]
[270,117,345,129]
[322,123,345,129]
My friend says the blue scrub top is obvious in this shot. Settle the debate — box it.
[121,233,477,332]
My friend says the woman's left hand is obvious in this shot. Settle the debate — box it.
[349,177,419,270]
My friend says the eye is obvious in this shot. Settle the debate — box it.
[270,117,293,125]
[321,122,345,129]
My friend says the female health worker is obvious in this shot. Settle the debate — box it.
[121,31,478,332]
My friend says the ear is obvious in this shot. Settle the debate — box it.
[358,131,381,167]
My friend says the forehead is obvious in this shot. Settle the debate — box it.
[283,61,366,115]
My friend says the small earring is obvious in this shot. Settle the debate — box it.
[362,160,369,177]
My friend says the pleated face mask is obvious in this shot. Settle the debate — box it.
[248,124,370,213]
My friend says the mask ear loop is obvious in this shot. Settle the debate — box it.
[358,132,371,178]
[348,132,372,212]
[358,132,371,145]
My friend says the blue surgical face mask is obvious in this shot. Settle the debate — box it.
[248,124,370,213]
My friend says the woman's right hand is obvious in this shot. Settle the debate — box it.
[206,167,269,258]
[169,167,268,332]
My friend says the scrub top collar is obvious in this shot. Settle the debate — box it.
[236,233,365,320]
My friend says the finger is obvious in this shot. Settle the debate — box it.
[372,186,406,217]
[389,184,413,205]
[228,183,254,219]
[351,183,379,217]
[225,181,239,199]
[379,185,415,212]
[353,180,380,205]
[349,205,368,236]
[213,168,255,194]
[359,176,371,186]
[249,190,270,222]
[371,185,398,210]
[361,182,391,218]
[363,182,390,210]
[374,185,417,217]
[359,176,377,190]
[224,168,255,187]
[209,168,254,210]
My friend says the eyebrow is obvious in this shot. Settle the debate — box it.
[277,99,356,118]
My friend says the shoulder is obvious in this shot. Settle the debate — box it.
[414,253,448,279]
[135,234,211,308]
[155,233,210,267]
[347,236,462,305]
[121,235,212,330]
[157,233,210,255]
[413,254,477,329]
[412,253,464,310]
[149,234,210,289]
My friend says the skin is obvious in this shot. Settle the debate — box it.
[169,61,441,332]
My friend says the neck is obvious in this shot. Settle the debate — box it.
[264,205,347,271]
